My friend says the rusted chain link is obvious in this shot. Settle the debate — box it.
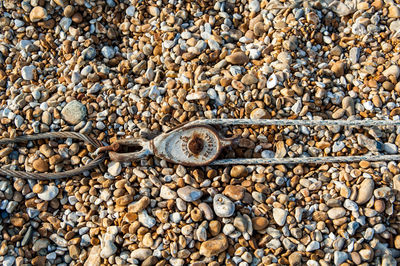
[0,132,105,180]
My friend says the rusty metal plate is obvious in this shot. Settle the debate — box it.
[152,125,233,166]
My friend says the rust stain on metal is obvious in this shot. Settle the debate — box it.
[188,134,205,155]
[108,124,233,166]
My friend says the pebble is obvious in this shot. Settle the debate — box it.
[327,207,346,219]
[128,196,150,213]
[289,252,302,266]
[38,185,59,201]
[331,61,345,77]
[100,233,117,259]
[383,65,400,78]
[82,47,97,60]
[160,185,177,199]
[199,234,228,257]
[275,141,287,158]
[267,73,278,89]
[242,74,258,85]
[226,52,249,65]
[389,6,400,18]
[30,6,47,22]
[139,210,156,228]
[349,47,360,64]
[230,165,248,178]
[33,158,49,172]
[223,185,245,201]
[84,246,101,266]
[3,256,16,266]
[252,217,269,231]
[213,194,235,217]
[383,143,398,154]
[101,46,115,59]
[21,65,35,81]
[33,239,49,252]
[50,234,68,247]
[131,249,152,260]
[177,186,203,202]
[334,251,348,266]
[107,161,121,176]
[126,6,135,16]
[273,208,288,226]
[60,17,72,31]
[61,100,87,125]
[306,241,320,252]
[356,179,374,204]
[250,108,269,119]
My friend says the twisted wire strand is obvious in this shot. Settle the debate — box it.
[0,132,105,180]
[211,154,400,165]
[187,118,400,127]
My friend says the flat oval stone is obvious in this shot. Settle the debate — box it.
[252,217,269,231]
[226,51,249,65]
[177,186,203,202]
[223,185,245,201]
[273,208,288,226]
[33,158,49,172]
[198,202,214,220]
[356,179,374,204]
[38,185,59,201]
[61,100,87,125]
[30,6,47,22]
[327,207,346,219]
[199,234,228,257]
[213,194,235,217]
[131,248,152,260]
[160,185,177,200]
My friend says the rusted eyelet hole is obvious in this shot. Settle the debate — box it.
[188,135,204,155]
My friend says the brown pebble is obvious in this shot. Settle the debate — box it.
[33,158,49,172]
[226,52,249,65]
[230,165,248,178]
[359,161,370,168]
[64,5,75,17]
[68,244,80,259]
[116,195,133,206]
[199,234,228,257]
[32,256,46,266]
[32,184,44,194]
[72,13,83,23]
[288,252,302,266]
[351,252,362,264]
[30,6,47,22]
[10,217,25,227]
[374,199,385,213]
[394,235,400,249]
[223,185,245,201]
[209,220,221,236]
[331,61,345,77]
[252,217,269,231]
